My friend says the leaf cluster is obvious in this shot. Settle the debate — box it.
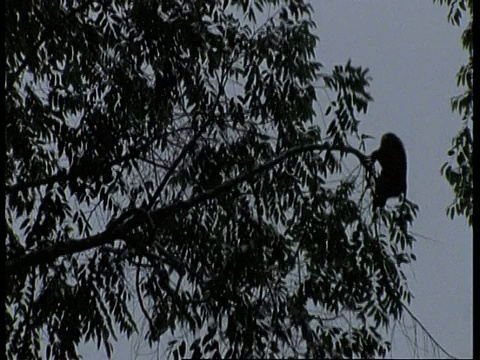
[434,0,473,225]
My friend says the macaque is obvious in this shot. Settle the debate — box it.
[370,133,407,209]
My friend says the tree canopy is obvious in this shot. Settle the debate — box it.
[6,0,419,358]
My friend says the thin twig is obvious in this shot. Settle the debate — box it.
[401,302,458,359]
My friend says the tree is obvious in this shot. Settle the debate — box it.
[434,0,473,226]
[6,1,419,358]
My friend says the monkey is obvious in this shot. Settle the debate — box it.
[369,133,407,209]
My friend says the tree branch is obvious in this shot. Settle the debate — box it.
[6,139,152,194]
[5,142,369,276]
[146,117,213,211]
[152,142,369,218]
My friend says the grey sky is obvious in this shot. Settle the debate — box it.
[313,1,472,358]
[78,1,472,359]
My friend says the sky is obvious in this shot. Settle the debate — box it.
[80,1,473,359]
[312,1,472,358]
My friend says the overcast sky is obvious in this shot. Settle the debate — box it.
[79,1,472,359]
[313,1,472,358]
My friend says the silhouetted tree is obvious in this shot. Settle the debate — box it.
[6,1,418,358]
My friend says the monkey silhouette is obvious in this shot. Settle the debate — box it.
[370,133,407,209]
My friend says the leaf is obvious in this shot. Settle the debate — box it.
[179,341,186,358]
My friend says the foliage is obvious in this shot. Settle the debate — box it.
[434,0,473,226]
[5,0,417,358]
